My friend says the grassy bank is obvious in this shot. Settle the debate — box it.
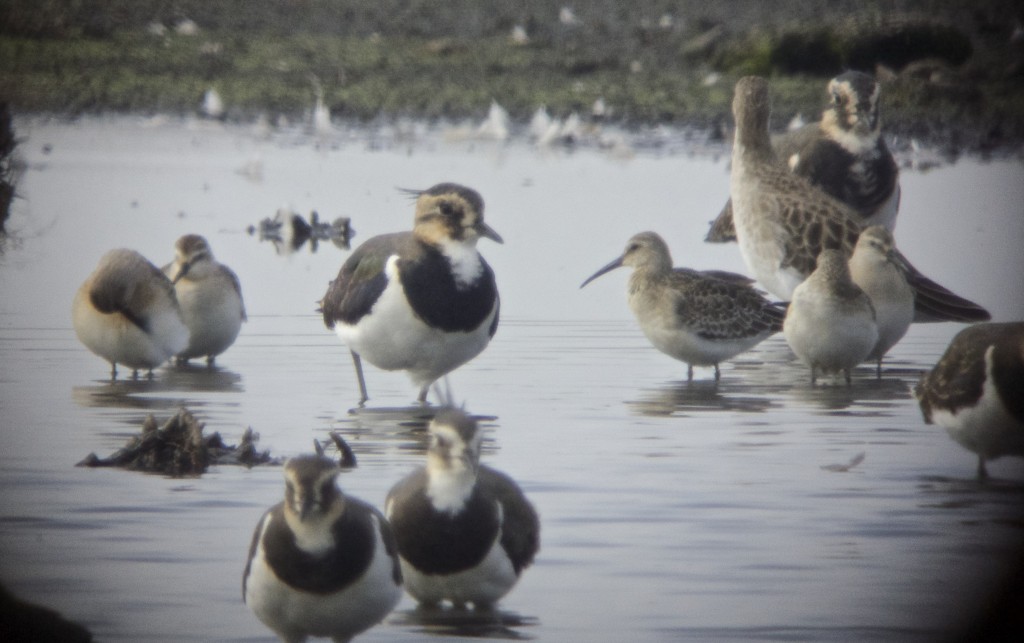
[2,1,1023,152]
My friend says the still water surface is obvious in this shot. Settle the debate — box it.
[1,117,1023,641]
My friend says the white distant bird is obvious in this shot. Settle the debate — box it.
[174,18,199,36]
[313,91,332,136]
[476,100,510,141]
[559,6,581,26]
[72,249,189,378]
[201,88,224,119]
[510,24,529,45]
[163,234,246,366]
[783,249,878,385]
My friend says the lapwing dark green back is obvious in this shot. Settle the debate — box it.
[670,269,785,340]
[477,466,540,575]
[388,468,502,575]
[321,232,408,328]
[917,323,1024,424]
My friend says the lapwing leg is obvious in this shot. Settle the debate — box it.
[687,364,694,381]
[875,358,882,379]
[110,362,118,380]
[843,368,852,386]
[131,369,140,380]
[206,355,216,369]
[977,457,989,481]
[810,366,817,385]
[714,364,721,381]
[350,350,369,404]
[416,386,429,405]
[146,369,154,380]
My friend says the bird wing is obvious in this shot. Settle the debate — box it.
[889,248,991,323]
[478,466,539,575]
[218,263,248,322]
[670,270,785,339]
[321,232,409,328]
[705,198,737,243]
[771,174,862,277]
[90,251,179,333]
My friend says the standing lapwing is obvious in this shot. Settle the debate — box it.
[916,322,1024,479]
[243,454,402,642]
[321,183,501,405]
[385,408,539,609]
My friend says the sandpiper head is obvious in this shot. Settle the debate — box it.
[823,71,880,138]
[854,225,911,273]
[171,234,213,283]
[854,225,894,257]
[426,407,483,476]
[282,455,343,523]
[732,76,771,139]
[407,183,503,247]
[814,248,854,282]
[580,231,673,288]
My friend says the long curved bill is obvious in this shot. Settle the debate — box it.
[580,256,624,288]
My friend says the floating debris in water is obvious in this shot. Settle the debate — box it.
[77,408,281,476]
[248,207,354,254]
[820,451,866,472]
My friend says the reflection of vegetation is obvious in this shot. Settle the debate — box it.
[0,102,15,234]
[1,1,1023,150]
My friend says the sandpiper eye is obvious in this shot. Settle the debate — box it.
[439,201,455,217]
[831,91,841,105]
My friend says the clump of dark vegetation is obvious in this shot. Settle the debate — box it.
[77,408,280,476]
[1,1,1023,152]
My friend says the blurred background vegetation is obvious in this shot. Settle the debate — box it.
[1,0,1023,151]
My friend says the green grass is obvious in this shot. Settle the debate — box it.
[1,1,1023,152]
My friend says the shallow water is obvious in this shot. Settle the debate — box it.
[1,117,1023,642]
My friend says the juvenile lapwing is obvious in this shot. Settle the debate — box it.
[163,234,246,365]
[916,322,1024,479]
[72,248,188,378]
[848,226,915,373]
[385,408,539,609]
[783,249,878,385]
[727,76,989,325]
[581,231,785,380]
[243,455,402,642]
[321,183,501,405]
[707,70,900,243]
